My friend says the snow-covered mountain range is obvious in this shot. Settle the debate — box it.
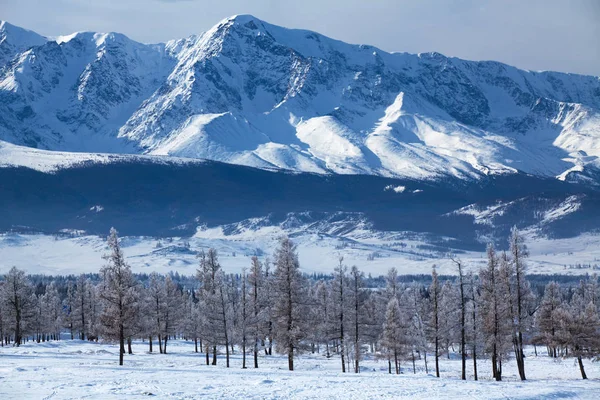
[1,16,599,274]
[1,15,599,183]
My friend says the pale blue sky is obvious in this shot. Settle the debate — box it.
[1,0,598,75]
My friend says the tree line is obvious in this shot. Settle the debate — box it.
[1,227,599,380]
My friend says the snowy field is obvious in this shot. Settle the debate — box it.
[0,339,599,399]
[0,228,599,276]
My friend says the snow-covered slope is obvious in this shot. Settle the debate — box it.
[0,139,203,173]
[0,20,47,67]
[1,15,599,182]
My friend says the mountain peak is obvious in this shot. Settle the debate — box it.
[0,20,47,43]
[212,14,267,33]
[0,19,47,66]
[225,14,263,24]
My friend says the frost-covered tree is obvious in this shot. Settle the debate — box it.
[197,249,231,367]
[180,290,202,353]
[72,275,90,340]
[348,265,367,373]
[559,286,600,379]
[161,275,183,354]
[63,281,75,340]
[385,267,400,300]
[262,257,274,356]
[466,272,482,381]
[507,226,534,381]
[226,274,240,358]
[99,228,140,366]
[31,293,43,343]
[381,297,404,374]
[86,282,101,341]
[535,281,563,358]
[407,283,430,375]
[0,267,36,346]
[239,270,249,368]
[271,236,307,371]
[312,279,333,357]
[332,258,349,372]
[196,249,220,365]
[450,255,468,380]
[41,281,63,341]
[428,266,442,377]
[479,244,512,381]
[439,280,459,359]
[247,256,267,368]
[146,273,166,353]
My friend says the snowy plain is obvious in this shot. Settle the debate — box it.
[0,339,598,399]
[0,228,599,277]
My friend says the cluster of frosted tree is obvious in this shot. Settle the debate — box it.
[1,227,599,380]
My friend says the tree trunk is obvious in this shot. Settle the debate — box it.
[492,347,498,381]
[119,323,124,366]
[225,340,230,368]
[498,357,503,381]
[578,356,588,379]
[435,335,440,377]
[14,294,21,346]
[254,344,259,369]
[242,339,247,369]
[149,336,153,353]
[288,345,294,371]
[460,275,466,380]
[127,337,133,355]
[80,292,86,341]
[473,346,478,381]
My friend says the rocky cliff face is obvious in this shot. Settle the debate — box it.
[1,15,599,182]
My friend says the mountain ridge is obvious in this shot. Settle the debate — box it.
[1,15,599,183]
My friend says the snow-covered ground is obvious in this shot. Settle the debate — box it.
[0,228,599,276]
[0,339,598,399]
[0,140,205,173]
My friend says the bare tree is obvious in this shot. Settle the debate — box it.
[332,257,348,372]
[381,297,404,374]
[450,255,467,380]
[479,244,511,381]
[240,270,249,369]
[507,227,534,381]
[535,281,563,358]
[99,228,140,366]
[248,256,266,368]
[349,265,367,373]
[72,275,89,340]
[162,275,182,354]
[196,249,226,366]
[41,282,63,341]
[429,266,442,377]
[272,236,307,371]
[558,283,600,379]
[0,267,35,346]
